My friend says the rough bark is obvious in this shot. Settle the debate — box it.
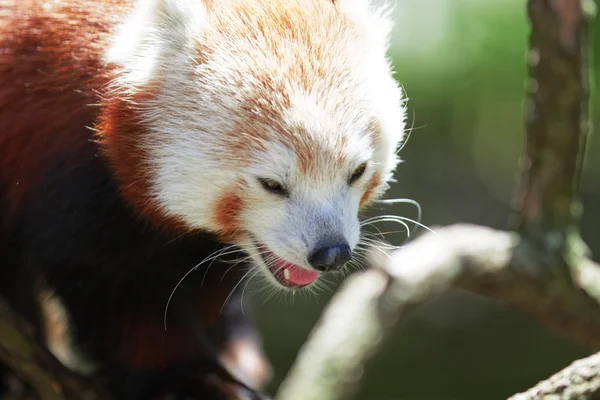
[515,0,591,234]
[276,226,600,400]
[508,352,600,400]
[0,296,111,400]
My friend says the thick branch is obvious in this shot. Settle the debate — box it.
[276,225,600,400]
[0,297,111,400]
[505,0,600,347]
[514,0,592,234]
[508,352,600,400]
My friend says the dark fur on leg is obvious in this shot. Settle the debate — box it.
[2,143,271,399]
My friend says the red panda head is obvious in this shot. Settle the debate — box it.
[101,0,406,288]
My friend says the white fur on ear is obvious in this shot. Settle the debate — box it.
[104,0,207,88]
[335,0,394,47]
[154,0,207,40]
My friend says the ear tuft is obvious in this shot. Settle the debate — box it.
[334,0,395,46]
[154,0,207,37]
[104,0,207,88]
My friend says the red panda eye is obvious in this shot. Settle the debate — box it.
[348,163,367,185]
[258,178,287,196]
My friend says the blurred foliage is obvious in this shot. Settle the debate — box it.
[251,1,599,399]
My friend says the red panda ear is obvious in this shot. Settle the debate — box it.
[104,0,208,86]
[155,0,208,32]
[332,0,394,46]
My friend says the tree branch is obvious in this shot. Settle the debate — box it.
[276,226,600,400]
[510,0,600,318]
[0,297,111,400]
[514,0,592,234]
[508,351,600,400]
[277,2,600,398]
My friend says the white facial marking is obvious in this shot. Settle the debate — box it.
[106,0,405,287]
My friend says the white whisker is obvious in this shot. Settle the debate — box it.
[240,268,262,317]
[221,266,260,313]
[200,246,246,286]
[361,217,411,237]
[164,245,243,331]
[371,198,423,237]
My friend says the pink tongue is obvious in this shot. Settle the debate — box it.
[274,259,319,286]
[285,264,319,286]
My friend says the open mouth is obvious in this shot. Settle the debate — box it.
[255,244,319,288]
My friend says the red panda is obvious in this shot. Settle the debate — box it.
[0,0,406,398]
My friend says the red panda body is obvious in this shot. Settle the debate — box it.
[0,0,126,218]
[0,1,269,398]
[1,0,406,398]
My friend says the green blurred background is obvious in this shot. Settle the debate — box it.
[251,1,599,399]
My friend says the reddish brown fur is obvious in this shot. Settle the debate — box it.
[367,119,383,146]
[0,0,371,395]
[38,268,261,380]
[114,279,242,372]
[202,0,365,177]
[95,88,153,215]
[94,84,188,231]
[212,187,246,243]
[0,0,190,231]
[117,315,201,371]
[224,85,352,178]
[37,283,219,374]
[360,172,382,209]
[0,0,136,217]
[293,126,349,175]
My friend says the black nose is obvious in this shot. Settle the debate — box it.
[308,244,352,272]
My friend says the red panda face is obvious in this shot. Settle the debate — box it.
[224,139,373,288]
[104,0,405,288]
